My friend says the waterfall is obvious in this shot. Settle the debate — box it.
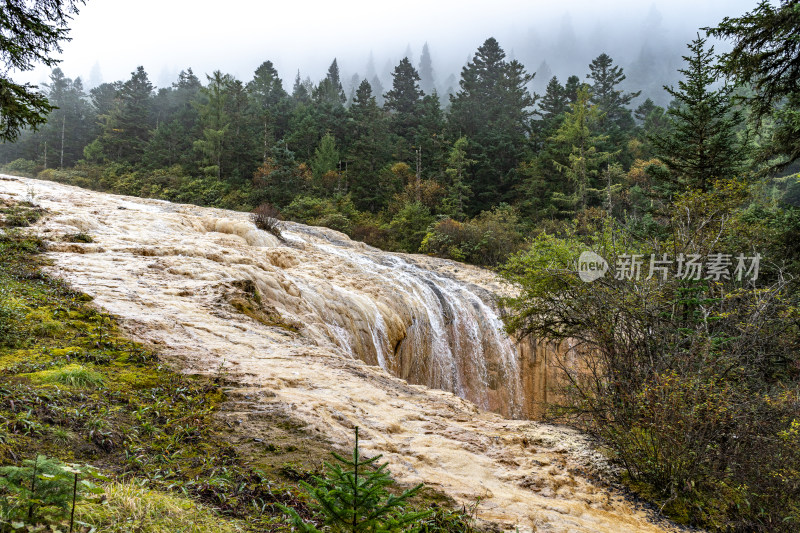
[278,226,525,418]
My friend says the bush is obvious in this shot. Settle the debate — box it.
[421,204,524,266]
[2,159,40,177]
[387,201,434,253]
[251,203,284,238]
[501,183,800,530]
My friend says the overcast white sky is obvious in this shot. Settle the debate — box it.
[18,0,759,90]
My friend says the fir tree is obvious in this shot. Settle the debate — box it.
[650,34,746,191]
[248,60,289,162]
[280,427,429,533]
[449,37,535,212]
[549,85,613,211]
[418,43,436,96]
[586,53,640,156]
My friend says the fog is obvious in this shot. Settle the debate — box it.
[18,0,758,106]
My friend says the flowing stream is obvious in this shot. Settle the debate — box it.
[0,176,676,533]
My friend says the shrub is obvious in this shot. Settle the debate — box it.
[2,159,39,177]
[421,204,524,266]
[251,203,284,239]
[501,183,800,529]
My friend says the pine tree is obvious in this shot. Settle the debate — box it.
[532,76,569,146]
[280,427,429,533]
[292,70,311,104]
[311,132,340,182]
[650,34,746,191]
[91,66,153,163]
[444,136,474,221]
[385,58,424,164]
[315,59,346,106]
[708,0,800,171]
[194,71,232,179]
[0,0,84,142]
[347,80,394,211]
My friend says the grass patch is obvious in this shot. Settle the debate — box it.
[76,481,246,533]
[32,364,105,388]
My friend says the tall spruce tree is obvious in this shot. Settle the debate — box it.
[347,80,394,211]
[0,0,84,142]
[418,43,436,95]
[194,71,232,179]
[384,57,424,164]
[586,53,640,156]
[448,37,536,212]
[532,76,569,148]
[549,85,612,212]
[90,66,153,163]
[247,61,289,162]
[650,35,746,191]
[708,0,800,172]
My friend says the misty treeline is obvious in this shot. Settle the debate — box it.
[6,30,792,265]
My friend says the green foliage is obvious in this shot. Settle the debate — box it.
[34,364,105,388]
[0,455,104,531]
[421,204,523,266]
[388,201,434,253]
[448,37,536,212]
[311,133,340,181]
[549,85,614,212]
[76,481,245,533]
[1,159,40,177]
[500,183,800,530]
[0,0,85,142]
[649,35,747,191]
[280,427,429,533]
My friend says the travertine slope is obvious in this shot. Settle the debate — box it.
[0,176,673,532]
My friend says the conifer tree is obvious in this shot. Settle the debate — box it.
[586,53,640,155]
[418,43,436,95]
[280,427,428,533]
[449,37,535,212]
[194,71,232,179]
[248,60,289,162]
[90,66,153,163]
[0,0,84,142]
[444,136,474,221]
[347,80,393,211]
[532,76,569,147]
[650,35,746,191]
[315,59,346,106]
[550,85,612,211]
[385,58,424,164]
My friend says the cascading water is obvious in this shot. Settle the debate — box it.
[283,233,524,418]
